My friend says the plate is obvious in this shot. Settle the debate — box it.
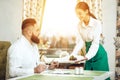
[44,57,85,64]
[58,60,75,63]
[51,69,72,74]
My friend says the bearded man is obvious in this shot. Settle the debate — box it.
[6,18,59,79]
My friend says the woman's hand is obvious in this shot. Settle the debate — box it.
[75,56,88,63]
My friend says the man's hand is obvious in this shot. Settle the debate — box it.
[34,64,47,73]
[48,61,59,70]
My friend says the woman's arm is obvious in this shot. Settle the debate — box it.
[71,25,84,56]
[85,21,102,60]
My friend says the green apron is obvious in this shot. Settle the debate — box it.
[84,42,110,80]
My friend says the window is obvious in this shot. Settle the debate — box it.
[23,0,103,54]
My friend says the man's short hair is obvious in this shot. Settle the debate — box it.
[22,18,36,30]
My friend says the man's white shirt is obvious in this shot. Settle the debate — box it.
[6,35,41,78]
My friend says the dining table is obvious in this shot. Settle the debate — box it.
[8,69,113,80]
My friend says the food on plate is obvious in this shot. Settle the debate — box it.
[59,51,69,58]
[69,55,77,61]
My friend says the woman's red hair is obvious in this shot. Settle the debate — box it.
[75,2,96,19]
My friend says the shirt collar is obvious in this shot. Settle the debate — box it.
[21,35,36,47]
[81,17,95,28]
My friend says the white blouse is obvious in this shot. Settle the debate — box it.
[72,17,102,60]
[6,36,41,78]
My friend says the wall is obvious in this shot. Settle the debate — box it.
[0,0,22,43]
[102,0,116,80]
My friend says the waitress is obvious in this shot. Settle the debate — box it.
[71,2,110,80]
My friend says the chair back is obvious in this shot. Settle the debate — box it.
[0,41,11,80]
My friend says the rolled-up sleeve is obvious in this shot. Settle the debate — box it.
[8,47,34,78]
[71,26,84,55]
[85,21,102,60]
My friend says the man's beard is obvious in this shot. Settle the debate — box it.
[31,34,40,44]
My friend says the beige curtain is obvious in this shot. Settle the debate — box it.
[23,0,102,29]
[23,0,46,30]
[77,0,102,22]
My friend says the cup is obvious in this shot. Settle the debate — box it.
[75,67,80,75]
[79,67,84,74]
[75,67,84,75]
